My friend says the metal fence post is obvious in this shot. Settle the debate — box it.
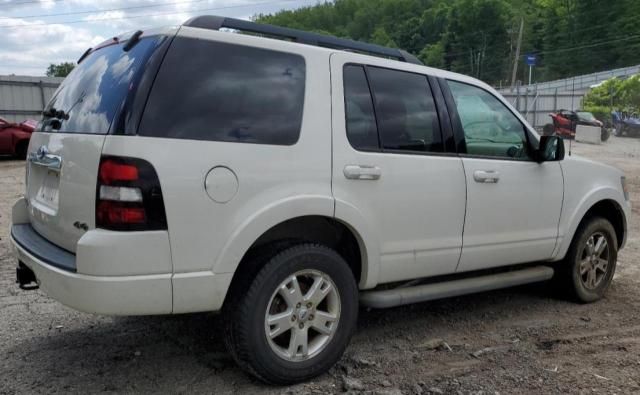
[38,81,46,113]
[533,84,538,128]
[524,87,529,123]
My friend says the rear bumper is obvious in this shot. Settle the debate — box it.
[10,197,173,315]
[10,197,233,315]
[10,231,172,315]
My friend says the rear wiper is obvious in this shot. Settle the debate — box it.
[42,107,69,120]
[42,107,70,130]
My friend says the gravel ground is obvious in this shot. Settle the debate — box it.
[1,137,639,394]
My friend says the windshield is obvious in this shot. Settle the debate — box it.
[577,112,596,122]
[41,36,165,134]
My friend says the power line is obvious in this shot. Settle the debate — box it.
[0,0,65,8]
[0,0,302,28]
[0,0,208,20]
[533,34,640,56]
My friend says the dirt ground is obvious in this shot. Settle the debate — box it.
[1,137,639,395]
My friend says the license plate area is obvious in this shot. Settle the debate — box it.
[32,170,60,215]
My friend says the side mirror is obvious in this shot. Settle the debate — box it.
[535,135,565,163]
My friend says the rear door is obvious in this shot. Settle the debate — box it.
[26,35,167,252]
[330,53,467,284]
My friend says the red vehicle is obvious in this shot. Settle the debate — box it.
[0,118,37,159]
[543,109,608,141]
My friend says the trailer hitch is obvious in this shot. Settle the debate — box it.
[16,262,39,290]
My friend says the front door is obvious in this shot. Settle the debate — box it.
[330,53,467,284]
[443,80,563,272]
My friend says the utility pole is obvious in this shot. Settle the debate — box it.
[510,17,524,90]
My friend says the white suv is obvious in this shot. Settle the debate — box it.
[10,16,631,384]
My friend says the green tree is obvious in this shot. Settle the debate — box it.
[46,62,75,77]
[443,0,511,82]
[583,75,640,118]
[255,0,640,85]
[370,27,398,47]
[419,42,445,68]
[619,75,640,112]
[583,78,624,109]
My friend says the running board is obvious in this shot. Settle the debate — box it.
[360,266,554,309]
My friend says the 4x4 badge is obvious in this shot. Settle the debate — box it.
[73,221,88,231]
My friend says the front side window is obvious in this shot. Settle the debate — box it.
[448,80,530,160]
[368,67,443,153]
[139,37,306,145]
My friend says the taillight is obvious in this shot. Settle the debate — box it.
[96,156,167,231]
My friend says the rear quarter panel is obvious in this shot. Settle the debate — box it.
[101,30,334,312]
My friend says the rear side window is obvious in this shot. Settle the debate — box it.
[344,65,379,150]
[139,37,306,145]
[367,67,443,153]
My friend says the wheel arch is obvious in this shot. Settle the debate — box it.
[555,189,628,260]
[214,197,377,305]
[578,199,626,249]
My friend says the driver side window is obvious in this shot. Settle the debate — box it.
[448,80,530,160]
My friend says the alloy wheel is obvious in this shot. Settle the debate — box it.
[579,232,610,290]
[264,269,341,362]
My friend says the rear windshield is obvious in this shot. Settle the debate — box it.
[41,36,165,134]
[138,37,306,145]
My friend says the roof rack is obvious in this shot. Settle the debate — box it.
[183,15,424,66]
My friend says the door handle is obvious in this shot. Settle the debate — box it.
[473,170,500,183]
[344,165,381,180]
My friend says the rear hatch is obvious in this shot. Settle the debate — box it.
[26,32,171,253]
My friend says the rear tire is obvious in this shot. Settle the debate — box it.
[556,217,617,303]
[224,243,358,384]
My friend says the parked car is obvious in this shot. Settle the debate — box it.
[544,109,609,141]
[612,111,640,137]
[11,16,630,384]
[0,118,36,158]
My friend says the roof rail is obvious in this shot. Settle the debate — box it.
[183,15,424,66]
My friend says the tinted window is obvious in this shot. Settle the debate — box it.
[139,37,306,145]
[368,67,443,153]
[344,65,379,150]
[42,37,163,134]
[448,80,530,160]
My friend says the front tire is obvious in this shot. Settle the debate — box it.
[224,243,358,384]
[557,217,617,303]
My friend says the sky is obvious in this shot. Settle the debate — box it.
[0,0,321,76]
